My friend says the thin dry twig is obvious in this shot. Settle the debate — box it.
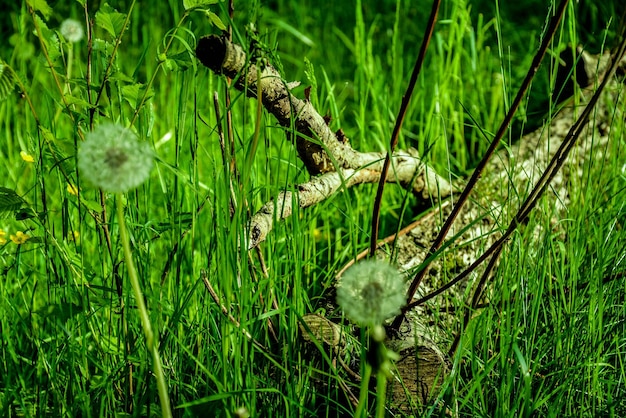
[370,0,442,257]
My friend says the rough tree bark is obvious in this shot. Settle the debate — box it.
[197,34,625,411]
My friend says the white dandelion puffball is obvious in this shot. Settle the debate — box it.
[78,123,154,193]
[336,259,406,327]
[60,19,84,43]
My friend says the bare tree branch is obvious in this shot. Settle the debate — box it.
[248,150,448,249]
[196,34,452,248]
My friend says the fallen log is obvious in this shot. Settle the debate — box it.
[197,33,626,411]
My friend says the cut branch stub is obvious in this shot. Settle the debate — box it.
[197,34,337,175]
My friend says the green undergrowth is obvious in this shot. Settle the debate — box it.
[0,0,624,416]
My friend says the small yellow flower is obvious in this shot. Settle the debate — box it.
[20,151,35,163]
[67,183,79,195]
[0,229,6,244]
[10,231,29,244]
[68,230,80,243]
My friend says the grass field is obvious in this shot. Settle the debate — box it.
[1,0,625,416]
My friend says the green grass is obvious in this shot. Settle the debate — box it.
[1,0,625,416]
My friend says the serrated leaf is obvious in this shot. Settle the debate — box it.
[109,70,134,83]
[121,83,154,109]
[0,187,25,217]
[0,61,15,101]
[81,198,104,213]
[162,51,193,72]
[15,208,38,221]
[183,0,219,10]
[33,15,61,64]
[26,0,53,20]
[95,3,127,38]
[207,11,226,31]
[39,127,76,176]
[35,302,83,322]
[64,94,96,109]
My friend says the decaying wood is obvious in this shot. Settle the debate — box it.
[386,49,624,411]
[197,33,626,412]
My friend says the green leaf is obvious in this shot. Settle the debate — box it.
[0,61,15,101]
[91,38,115,56]
[95,3,127,38]
[183,0,218,10]
[206,11,226,31]
[15,208,38,221]
[64,94,96,109]
[0,187,25,218]
[162,51,193,72]
[9,34,35,60]
[35,302,83,322]
[108,70,134,83]
[26,0,53,20]
[33,15,61,64]
[121,83,154,109]
[81,198,104,213]
[39,127,76,176]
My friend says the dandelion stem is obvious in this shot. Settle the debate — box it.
[116,195,172,417]
[375,368,388,418]
[355,362,372,418]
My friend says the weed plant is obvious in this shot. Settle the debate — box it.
[0,0,624,417]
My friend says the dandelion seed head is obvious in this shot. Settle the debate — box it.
[60,19,84,43]
[336,259,406,327]
[78,123,154,193]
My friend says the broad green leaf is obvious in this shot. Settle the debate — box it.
[162,51,193,72]
[64,94,96,109]
[82,198,104,213]
[26,0,53,20]
[108,70,134,83]
[33,15,61,64]
[91,38,115,56]
[95,3,126,38]
[183,0,218,10]
[0,187,25,217]
[206,11,226,31]
[121,83,154,109]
